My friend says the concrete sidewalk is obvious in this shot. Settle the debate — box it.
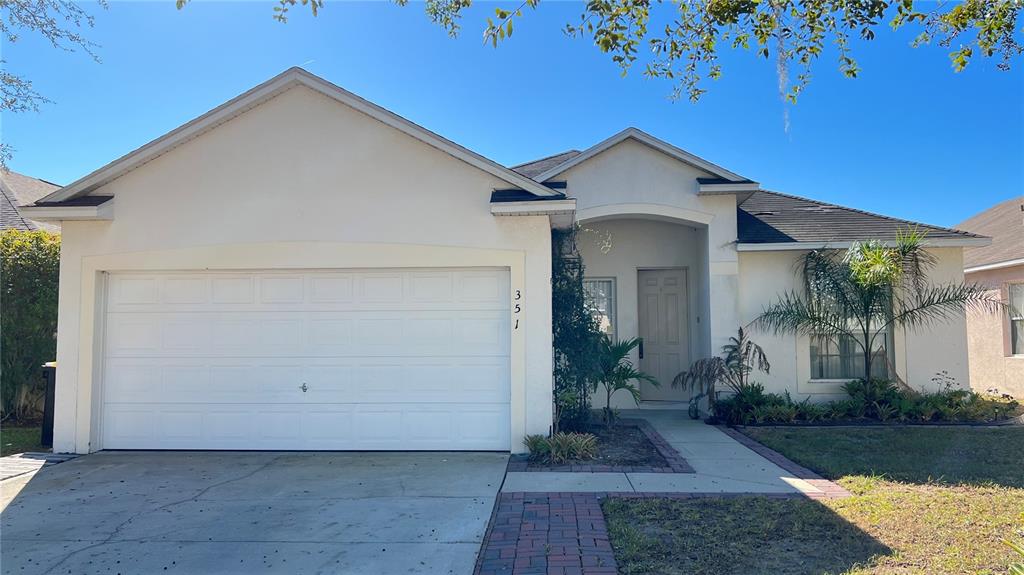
[502,411,822,496]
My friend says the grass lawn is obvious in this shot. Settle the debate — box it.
[604,427,1024,575]
[0,426,46,456]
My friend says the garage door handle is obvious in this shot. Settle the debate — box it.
[300,383,308,393]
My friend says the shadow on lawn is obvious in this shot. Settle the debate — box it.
[604,495,891,575]
[742,427,1024,489]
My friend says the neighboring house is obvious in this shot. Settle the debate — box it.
[0,170,60,232]
[23,68,987,455]
[957,197,1024,398]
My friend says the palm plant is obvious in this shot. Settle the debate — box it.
[1007,537,1024,575]
[593,336,658,426]
[672,327,770,413]
[755,227,1002,383]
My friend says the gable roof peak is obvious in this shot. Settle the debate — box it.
[530,127,752,183]
[39,67,559,204]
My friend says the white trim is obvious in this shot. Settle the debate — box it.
[531,127,749,183]
[19,200,114,221]
[41,68,559,203]
[965,257,1024,273]
[490,199,576,216]
[698,182,760,193]
[737,237,991,251]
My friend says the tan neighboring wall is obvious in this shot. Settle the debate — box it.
[965,265,1024,398]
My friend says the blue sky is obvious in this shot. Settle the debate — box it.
[5,1,1022,227]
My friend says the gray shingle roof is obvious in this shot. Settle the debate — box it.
[956,196,1023,268]
[510,150,581,179]
[737,190,981,244]
[0,171,60,232]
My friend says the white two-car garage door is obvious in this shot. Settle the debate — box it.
[100,269,511,451]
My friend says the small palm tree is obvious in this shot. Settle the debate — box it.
[673,327,770,413]
[755,227,1002,383]
[593,336,658,426]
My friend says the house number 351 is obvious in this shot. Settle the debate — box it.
[513,290,522,329]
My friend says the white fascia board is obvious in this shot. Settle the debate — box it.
[737,237,992,251]
[698,182,760,194]
[20,200,114,221]
[43,68,558,203]
[965,257,1024,273]
[532,127,749,183]
[490,199,577,217]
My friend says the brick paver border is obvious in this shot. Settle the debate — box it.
[506,419,695,474]
[719,427,851,499]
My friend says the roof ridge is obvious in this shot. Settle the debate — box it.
[509,149,581,170]
[749,189,981,239]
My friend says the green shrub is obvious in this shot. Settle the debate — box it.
[523,434,550,460]
[523,432,598,464]
[711,373,1022,427]
[1,230,60,421]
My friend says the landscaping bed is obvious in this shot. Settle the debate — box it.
[602,426,1024,574]
[509,420,693,473]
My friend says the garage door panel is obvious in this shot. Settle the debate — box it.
[109,270,509,312]
[102,403,510,450]
[102,269,511,450]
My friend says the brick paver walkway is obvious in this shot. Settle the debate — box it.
[475,492,617,575]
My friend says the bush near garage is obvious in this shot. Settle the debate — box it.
[1,229,60,421]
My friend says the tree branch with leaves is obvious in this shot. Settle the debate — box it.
[193,0,1023,104]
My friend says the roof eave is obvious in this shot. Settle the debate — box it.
[20,198,115,221]
[965,257,1024,274]
[736,237,992,251]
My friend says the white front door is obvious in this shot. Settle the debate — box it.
[100,269,511,450]
[637,268,690,401]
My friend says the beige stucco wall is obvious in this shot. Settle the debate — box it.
[53,85,554,453]
[965,265,1024,398]
[576,218,708,408]
[556,138,737,409]
[737,247,971,398]
[559,137,738,350]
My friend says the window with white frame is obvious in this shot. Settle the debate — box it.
[810,329,891,380]
[583,278,616,340]
[1010,283,1024,355]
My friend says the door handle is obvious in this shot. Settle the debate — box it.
[300,382,308,393]
[638,339,644,359]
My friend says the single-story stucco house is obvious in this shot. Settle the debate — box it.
[958,196,1024,398]
[23,68,988,455]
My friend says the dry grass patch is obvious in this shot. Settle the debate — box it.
[604,427,1024,574]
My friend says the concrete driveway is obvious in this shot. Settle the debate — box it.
[0,451,507,574]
